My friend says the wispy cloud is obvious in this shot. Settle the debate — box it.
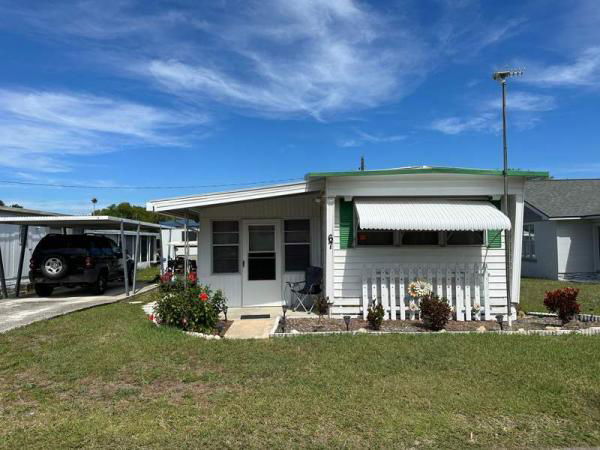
[524,47,600,88]
[430,91,556,135]
[136,1,427,119]
[0,89,204,172]
[338,130,406,147]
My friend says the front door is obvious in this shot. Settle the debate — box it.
[242,220,282,306]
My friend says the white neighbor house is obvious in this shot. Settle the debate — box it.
[522,179,600,280]
[147,166,548,320]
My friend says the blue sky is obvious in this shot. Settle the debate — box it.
[0,0,599,214]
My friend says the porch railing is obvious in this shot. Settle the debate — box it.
[361,264,490,321]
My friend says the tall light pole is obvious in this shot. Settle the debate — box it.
[492,69,523,327]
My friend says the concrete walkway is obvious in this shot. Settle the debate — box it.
[224,307,311,339]
[0,283,157,333]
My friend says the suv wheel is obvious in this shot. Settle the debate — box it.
[34,284,54,297]
[41,255,68,280]
[91,272,108,295]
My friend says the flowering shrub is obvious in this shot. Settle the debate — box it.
[408,280,433,299]
[367,301,385,330]
[154,282,227,333]
[544,287,580,324]
[420,294,452,331]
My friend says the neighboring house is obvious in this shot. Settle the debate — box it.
[0,205,63,291]
[159,219,199,271]
[90,229,160,269]
[147,166,547,319]
[522,179,600,281]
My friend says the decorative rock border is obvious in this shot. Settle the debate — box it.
[269,316,600,338]
[528,311,600,322]
[142,301,224,340]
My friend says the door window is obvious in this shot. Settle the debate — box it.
[248,225,276,280]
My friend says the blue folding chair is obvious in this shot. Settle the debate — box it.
[286,266,322,312]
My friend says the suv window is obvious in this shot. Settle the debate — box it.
[37,235,93,250]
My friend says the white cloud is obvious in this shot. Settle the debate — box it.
[525,47,600,88]
[0,89,204,172]
[431,91,556,135]
[136,1,428,119]
[338,130,406,147]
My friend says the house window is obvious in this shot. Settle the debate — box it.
[212,221,239,273]
[446,231,485,246]
[522,224,536,260]
[357,229,394,246]
[401,231,440,245]
[182,230,198,242]
[284,219,310,271]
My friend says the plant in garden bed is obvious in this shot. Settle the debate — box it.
[420,294,452,331]
[154,281,228,334]
[367,301,385,330]
[544,287,581,324]
[407,279,432,319]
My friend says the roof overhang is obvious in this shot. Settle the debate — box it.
[146,180,323,217]
[0,215,166,232]
[354,198,511,231]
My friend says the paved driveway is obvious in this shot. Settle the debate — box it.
[0,283,156,333]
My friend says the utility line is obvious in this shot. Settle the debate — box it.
[0,177,304,190]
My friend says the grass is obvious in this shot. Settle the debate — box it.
[520,277,600,314]
[1,293,599,448]
[135,265,160,282]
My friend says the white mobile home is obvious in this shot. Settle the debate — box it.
[522,179,600,280]
[147,166,547,320]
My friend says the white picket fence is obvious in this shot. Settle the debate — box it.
[361,264,490,321]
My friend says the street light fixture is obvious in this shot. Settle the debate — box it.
[492,69,523,328]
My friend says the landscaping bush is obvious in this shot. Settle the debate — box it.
[420,294,452,331]
[154,281,227,333]
[313,295,329,319]
[544,287,580,324]
[367,301,385,330]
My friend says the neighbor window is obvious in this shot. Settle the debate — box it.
[284,219,310,271]
[212,221,239,273]
[182,230,198,242]
[522,224,536,260]
[446,231,485,246]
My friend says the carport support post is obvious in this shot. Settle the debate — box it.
[132,224,140,294]
[184,215,189,289]
[15,225,28,298]
[0,244,8,299]
[120,221,129,296]
[158,225,164,276]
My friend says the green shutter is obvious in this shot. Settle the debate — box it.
[487,200,503,248]
[487,230,502,248]
[339,199,354,249]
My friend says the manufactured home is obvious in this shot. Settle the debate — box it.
[147,166,548,320]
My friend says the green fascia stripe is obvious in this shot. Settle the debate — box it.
[306,167,549,179]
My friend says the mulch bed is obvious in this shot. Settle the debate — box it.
[279,316,596,334]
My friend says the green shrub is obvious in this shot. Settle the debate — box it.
[154,283,226,333]
[420,294,452,331]
[313,295,329,319]
[367,302,385,330]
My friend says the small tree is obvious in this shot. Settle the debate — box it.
[544,288,580,324]
[420,294,452,331]
[367,301,385,330]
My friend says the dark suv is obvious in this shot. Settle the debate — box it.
[29,234,133,297]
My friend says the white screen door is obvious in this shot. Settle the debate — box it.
[242,220,282,307]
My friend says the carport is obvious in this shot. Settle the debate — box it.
[0,216,167,299]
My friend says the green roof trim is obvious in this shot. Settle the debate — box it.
[306,166,549,179]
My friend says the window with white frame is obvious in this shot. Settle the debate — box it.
[522,224,536,260]
[212,221,239,273]
[284,219,310,271]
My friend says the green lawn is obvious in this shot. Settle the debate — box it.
[135,265,160,282]
[520,277,600,314]
[1,294,600,448]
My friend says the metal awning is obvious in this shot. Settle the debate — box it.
[354,198,511,231]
